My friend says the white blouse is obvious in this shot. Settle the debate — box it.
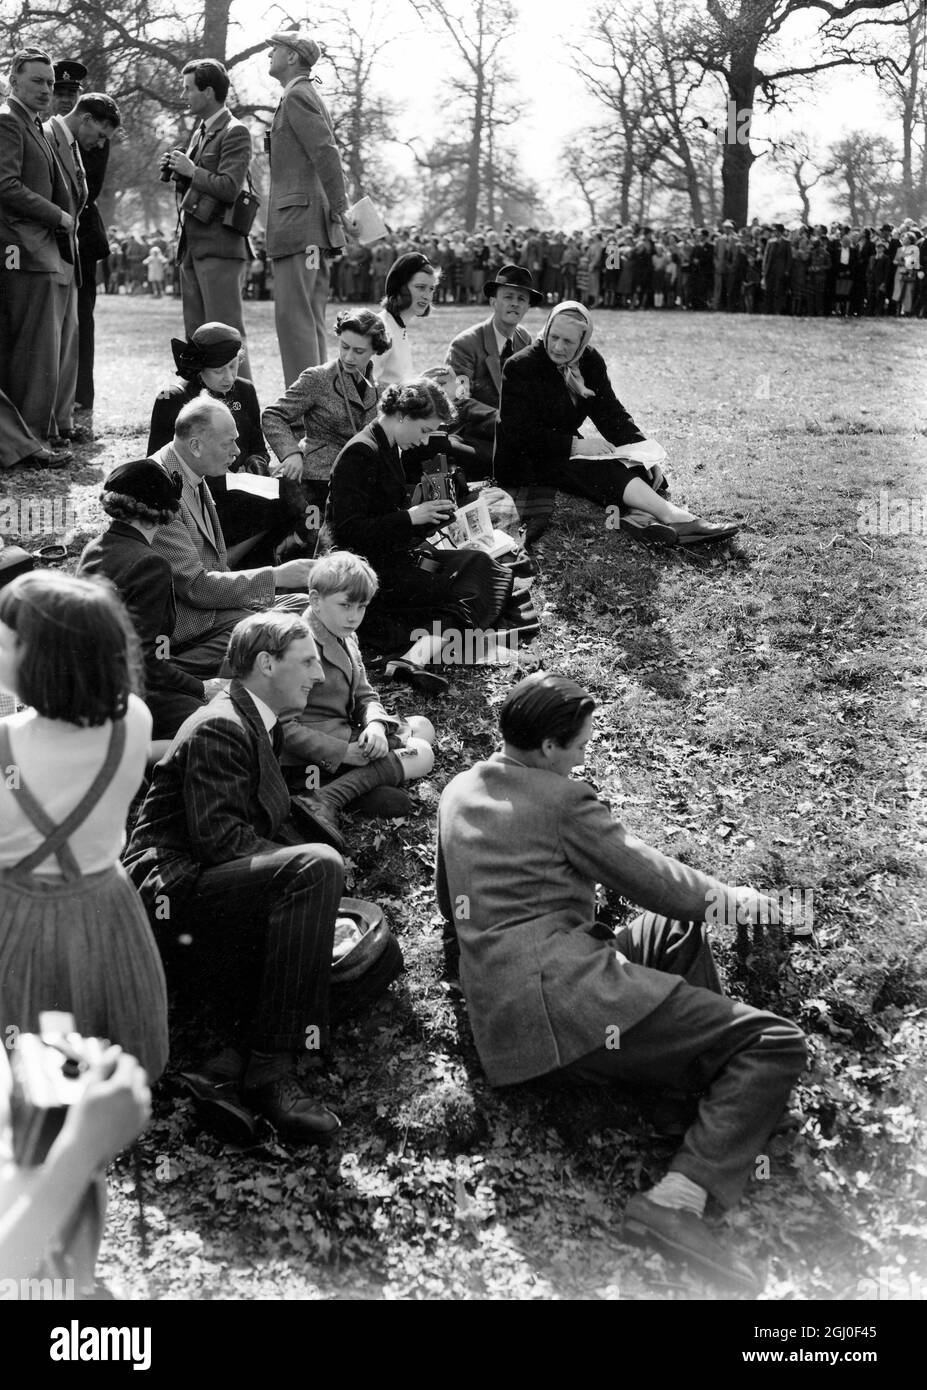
[373,308,418,387]
[0,694,152,876]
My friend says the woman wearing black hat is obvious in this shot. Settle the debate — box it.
[146,323,298,565]
[77,460,208,740]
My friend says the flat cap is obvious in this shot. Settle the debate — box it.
[267,30,321,67]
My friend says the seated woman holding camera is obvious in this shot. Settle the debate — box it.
[147,323,297,566]
[326,380,537,694]
[0,572,168,1085]
[494,301,740,546]
[262,309,388,522]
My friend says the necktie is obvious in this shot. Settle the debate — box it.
[71,140,86,203]
[196,481,215,541]
[187,120,207,164]
[270,721,284,758]
[500,338,514,365]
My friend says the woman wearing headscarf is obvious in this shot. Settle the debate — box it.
[493,301,739,546]
[146,323,296,565]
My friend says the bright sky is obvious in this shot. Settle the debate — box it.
[236,0,897,223]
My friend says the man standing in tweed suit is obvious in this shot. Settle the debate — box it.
[148,396,314,677]
[264,31,349,384]
[161,59,253,375]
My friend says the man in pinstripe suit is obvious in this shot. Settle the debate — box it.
[125,611,346,1144]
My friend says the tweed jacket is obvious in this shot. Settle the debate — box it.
[263,358,378,482]
[436,754,737,1087]
[493,340,646,490]
[76,520,205,705]
[175,107,252,263]
[0,100,70,273]
[124,680,307,912]
[42,116,86,284]
[148,441,275,648]
[280,611,398,774]
[447,318,532,444]
[264,76,348,259]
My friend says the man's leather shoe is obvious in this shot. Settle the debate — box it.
[623,1192,761,1296]
[674,518,740,544]
[178,1070,257,1145]
[244,1076,342,1144]
[290,793,345,852]
[52,424,90,443]
[17,446,72,470]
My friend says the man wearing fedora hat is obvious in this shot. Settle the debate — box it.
[265,31,349,385]
[446,264,542,470]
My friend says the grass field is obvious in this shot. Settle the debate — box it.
[6,294,926,1302]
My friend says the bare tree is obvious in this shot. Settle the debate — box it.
[826,129,899,223]
[771,132,836,222]
[686,0,914,226]
[408,0,524,231]
[875,0,927,216]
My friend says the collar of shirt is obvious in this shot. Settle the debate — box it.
[176,456,206,493]
[9,94,42,125]
[202,107,227,134]
[243,687,278,734]
[493,325,515,357]
[283,74,311,95]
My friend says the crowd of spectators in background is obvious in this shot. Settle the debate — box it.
[104,216,927,319]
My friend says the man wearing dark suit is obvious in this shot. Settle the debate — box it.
[161,59,253,376]
[446,263,541,471]
[264,31,349,384]
[762,224,792,315]
[44,93,120,443]
[0,48,73,443]
[437,673,808,1294]
[148,396,315,678]
[76,458,207,740]
[124,611,345,1143]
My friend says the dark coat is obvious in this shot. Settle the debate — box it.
[0,99,70,273]
[493,340,645,489]
[446,317,533,445]
[147,376,268,466]
[77,520,205,736]
[175,107,252,263]
[124,680,307,913]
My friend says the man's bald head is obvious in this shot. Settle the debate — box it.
[173,394,239,478]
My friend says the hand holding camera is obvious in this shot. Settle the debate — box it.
[409,497,456,529]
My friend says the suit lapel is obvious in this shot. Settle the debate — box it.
[483,321,503,395]
[228,681,290,828]
[9,100,55,172]
[153,443,224,562]
[44,120,81,206]
[310,614,354,685]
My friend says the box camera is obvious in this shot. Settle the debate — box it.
[9,1013,108,1167]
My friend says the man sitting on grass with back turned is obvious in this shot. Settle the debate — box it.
[436,671,807,1294]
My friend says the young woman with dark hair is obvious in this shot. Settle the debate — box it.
[326,380,536,691]
[0,572,169,1083]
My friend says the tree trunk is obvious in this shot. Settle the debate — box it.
[464,73,484,232]
[721,38,758,225]
[202,0,232,62]
[677,134,704,225]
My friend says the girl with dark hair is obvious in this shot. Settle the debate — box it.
[326,380,536,691]
[146,322,293,565]
[262,309,391,517]
[375,253,453,389]
[0,572,169,1082]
